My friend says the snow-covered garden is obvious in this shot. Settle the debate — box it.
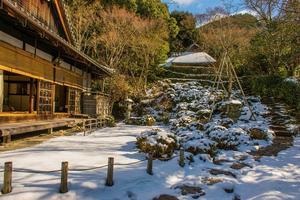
[0,124,299,200]
[0,81,299,200]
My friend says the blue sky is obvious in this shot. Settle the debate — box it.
[164,0,246,14]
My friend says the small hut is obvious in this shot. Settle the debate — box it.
[163,44,216,81]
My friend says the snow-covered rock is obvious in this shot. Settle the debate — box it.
[137,129,177,158]
[136,81,272,158]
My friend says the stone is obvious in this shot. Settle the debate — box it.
[230,162,251,170]
[153,195,179,200]
[233,194,241,200]
[202,177,223,185]
[209,169,237,178]
[213,159,231,165]
[220,118,234,128]
[224,187,234,193]
[175,185,205,198]
[218,99,243,121]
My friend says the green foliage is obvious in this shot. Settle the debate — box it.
[243,76,300,110]
[247,21,300,75]
[101,0,138,11]
[170,11,198,53]
[201,14,259,30]
[106,116,116,127]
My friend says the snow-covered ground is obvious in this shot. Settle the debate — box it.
[0,124,299,200]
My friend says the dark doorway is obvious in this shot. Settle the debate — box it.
[55,85,68,113]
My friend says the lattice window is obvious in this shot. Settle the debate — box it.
[68,88,81,114]
[38,80,53,114]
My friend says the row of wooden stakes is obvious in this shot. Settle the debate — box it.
[1,149,185,194]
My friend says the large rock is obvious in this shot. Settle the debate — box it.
[218,99,243,121]
[175,185,205,198]
[153,195,179,200]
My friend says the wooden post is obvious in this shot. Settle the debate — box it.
[89,119,92,131]
[2,131,11,144]
[28,78,34,113]
[2,162,12,194]
[0,70,4,113]
[96,118,98,129]
[51,84,55,115]
[179,148,185,167]
[106,157,114,186]
[36,80,41,114]
[60,162,68,193]
[147,154,153,175]
[48,128,53,134]
[83,119,86,136]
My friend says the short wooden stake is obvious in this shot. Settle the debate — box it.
[147,154,153,175]
[83,120,86,136]
[2,132,11,144]
[106,157,114,186]
[2,162,12,194]
[96,119,98,129]
[48,128,53,134]
[60,162,68,193]
[179,148,185,167]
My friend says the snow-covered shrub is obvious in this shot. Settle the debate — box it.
[106,116,116,127]
[184,138,217,156]
[144,115,156,126]
[249,128,273,140]
[207,127,250,150]
[136,129,177,158]
[196,109,212,121]
[126,117,144,125]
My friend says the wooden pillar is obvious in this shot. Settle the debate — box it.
[36,80,41,114]
[0,70,3,112]
[29,78,34,113]
[66,87,70,114]
[51,84,55,114]
[100,79,105,93]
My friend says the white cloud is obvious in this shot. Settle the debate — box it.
[172,0,196,6]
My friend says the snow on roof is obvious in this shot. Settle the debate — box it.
[172,52,216,65]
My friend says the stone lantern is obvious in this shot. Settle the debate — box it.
[125,98,134,121]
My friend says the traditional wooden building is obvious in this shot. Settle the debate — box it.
[0,0,112,124]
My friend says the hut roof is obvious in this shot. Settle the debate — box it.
[172,52,216,65]
[164,52,216,67]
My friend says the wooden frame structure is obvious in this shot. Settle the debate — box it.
[0,0,112,123]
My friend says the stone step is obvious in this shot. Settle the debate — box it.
[270,125,287,131]
[274,130,292,137]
